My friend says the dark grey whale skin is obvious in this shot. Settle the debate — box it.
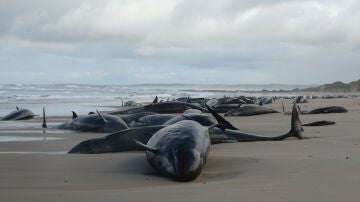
[1,108,35,120]
[143,102,205,114]
[305,106,348,114]
[110,102,205,115]
[68,125,165,154]
[224,105,279,116]
[136,120,211,182]
[57,113,129,133]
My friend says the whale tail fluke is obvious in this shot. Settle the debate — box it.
[289,103,303,139]
[270,103,303,141]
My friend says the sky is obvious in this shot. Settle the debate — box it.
[0,0,360,85]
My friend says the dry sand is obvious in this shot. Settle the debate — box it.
[1,97,360,202]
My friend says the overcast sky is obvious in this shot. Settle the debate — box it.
[0,0,359,85]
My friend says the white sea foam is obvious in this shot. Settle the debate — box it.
[0,83,302,116]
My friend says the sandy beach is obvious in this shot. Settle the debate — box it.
[1,97,360,202]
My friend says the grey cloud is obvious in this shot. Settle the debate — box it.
[2,0,359,46]
[0,0,359,85]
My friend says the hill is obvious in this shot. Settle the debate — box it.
[293,79,360,92]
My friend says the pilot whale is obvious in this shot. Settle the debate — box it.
[68,110,237,154]
[56,110,129,133]
[135,120,212,182]
[298,106,348,114]
[1,107,35,121]
[68,125,165,154]
[110,98,205,115]
[68,104,303,154]
[209,103,303,143]
[224,105,279,116]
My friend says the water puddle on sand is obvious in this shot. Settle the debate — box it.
[0,151,67,154]
[0,136,63,142]
[0,130,71,134]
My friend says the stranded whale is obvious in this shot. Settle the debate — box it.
[224,105,279,116]
[135,120,212,181]
[1,107,35,121]
[56,110,129,133]
[68,104,303,154]
[298,106,348,114]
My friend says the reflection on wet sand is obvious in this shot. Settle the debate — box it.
[0,136,63,142]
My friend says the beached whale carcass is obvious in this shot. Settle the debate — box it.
[68,104,303,154]
[56,110,129,133]
[135,120,212,181]
[224,105,279,116]
[110,101,205,115]
[1,107,35,121]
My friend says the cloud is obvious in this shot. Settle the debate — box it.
[2,0,358,46]
[0,0,360,85]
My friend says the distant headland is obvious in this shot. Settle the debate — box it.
[293,79,360,92]
[254,79,360,93]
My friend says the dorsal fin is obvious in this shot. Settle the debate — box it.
[134,139,159,154]
[96,110,108,123]
[71,111,78,119]
[153,96,158,104]
[205,103,238,130]
[16,106,19,110]
[42,106,47,129]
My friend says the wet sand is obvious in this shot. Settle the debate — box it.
[1,97,360,202]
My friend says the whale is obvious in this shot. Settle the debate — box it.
[56,110,129,133]
[1,107,35,121]
[259,97,273,105]
[302,120,335,126]
[209,104,242,113]
[110,100,205,115]
[224,105,279,116]
[143,101,205,114]
[210,103,303,143]
[68,110,238,154]
[135,120,212,182]
[163,113,238,130]
[119,112,158,126]
[68,125,165,154]
[133,114,176,127]
[68,104,303,154]
[298,106,348,114]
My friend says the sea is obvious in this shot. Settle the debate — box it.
[0,83,306,116]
